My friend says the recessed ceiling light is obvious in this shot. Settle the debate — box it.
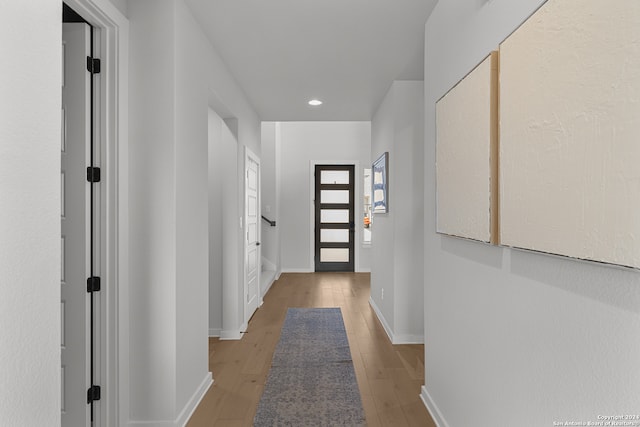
[308,99,323,106]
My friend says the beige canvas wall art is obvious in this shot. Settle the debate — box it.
[499,0,640,268]
[436,52,499,244]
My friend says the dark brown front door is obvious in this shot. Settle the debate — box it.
[314,165,355,272]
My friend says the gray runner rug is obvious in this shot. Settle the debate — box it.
[253,307,367,426]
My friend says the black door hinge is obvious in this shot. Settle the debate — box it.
[87,277,101,293]
[86,56,101,74]
[87,167,101,183]
[87,385,101,404]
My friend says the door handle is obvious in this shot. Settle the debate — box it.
[256,242,261,246]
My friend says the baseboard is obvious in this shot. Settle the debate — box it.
[392,333,424,345]
[208,328,221,337]
[275,270,281,280]
[280,268,313,273]
[220,328,242,340]
[368,297,394,343]
[420,385,450,427]
[221,320,249,341]
[261,257,276,272]
[368,298,423,344]
[177,373,213,427]
[261,275,275,299]
[260,269,276,299]
[128,420,175,426]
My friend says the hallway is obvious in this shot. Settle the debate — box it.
[187,273,436,426]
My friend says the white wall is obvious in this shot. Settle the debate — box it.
[0,3,61,426]
[208,111,223,336]
[260,122,281,275]
[220,122,241,339]
[107,0,128,16]
[128,0,260,423]
[278,122,371,272]
[423,2,640,426]
[393,82,425,343]
[129,0,178,420]
[371,91,396,330]
[370,81,425,344]
[208,111,240,338]
[194,0,262,338]
[175,0,211,413]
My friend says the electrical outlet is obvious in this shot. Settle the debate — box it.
[381,288,384,300]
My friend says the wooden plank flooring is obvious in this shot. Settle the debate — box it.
[187,272,436,427]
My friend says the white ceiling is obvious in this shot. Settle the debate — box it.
[184,0,438,121]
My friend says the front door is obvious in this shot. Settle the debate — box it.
[314,165,355,272]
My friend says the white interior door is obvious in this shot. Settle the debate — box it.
[61,22,91,426]
[245,148,261,322]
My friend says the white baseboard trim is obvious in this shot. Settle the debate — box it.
[280,268,313,273]
[261,276,275,299]
[260,269,277,299]
[177,373,213,427]
[261,257,276,272]
[128,420,175,426]
[356,267,371,273]
[368,297,394,343]
[208,328,221,337]
[275,270,281,280]
[220,316,248,340]
[220,329,242,340]
[420,385,449,427]
[393,333,424,345]
[368,297,424,344]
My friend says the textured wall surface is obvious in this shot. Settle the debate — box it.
[424,0,640,425]
[436,53,497,243]
[500,0,640,268]
[0,2,61,426]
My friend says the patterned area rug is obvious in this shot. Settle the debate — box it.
[254,308,367,426]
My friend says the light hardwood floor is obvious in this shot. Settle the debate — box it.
[187,272,436,427]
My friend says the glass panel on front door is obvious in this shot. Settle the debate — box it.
[320,229,350,243]
[321,209,349,223]
[320,190,349,204]
[320,170,350,185]
[320,248,350,263]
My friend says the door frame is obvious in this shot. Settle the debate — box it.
[61,1,129,425]
[244,146,262,324]
[309,160,362,272]
[61,21,92,426]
